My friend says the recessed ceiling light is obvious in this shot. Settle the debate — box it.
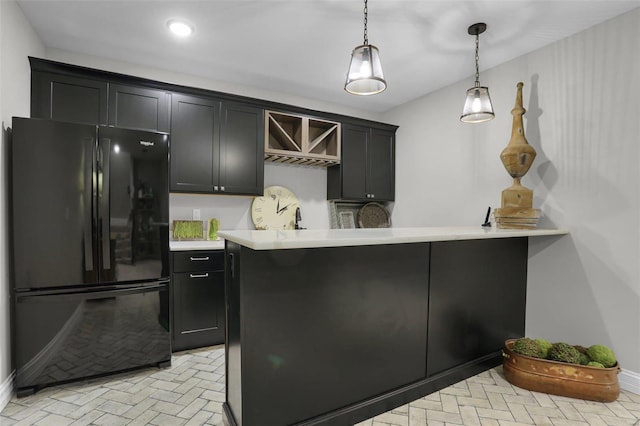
[167,20,193,37]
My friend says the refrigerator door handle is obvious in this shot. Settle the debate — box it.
[16,281,169,303]
[100,137,111,270]
[84,138,95,272]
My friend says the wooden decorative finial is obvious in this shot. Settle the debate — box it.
[493,82,540,229]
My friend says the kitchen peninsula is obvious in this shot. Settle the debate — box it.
[220,227,567,426]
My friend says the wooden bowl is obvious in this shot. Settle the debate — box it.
[502,339,620,402]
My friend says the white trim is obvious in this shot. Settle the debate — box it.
[0,371,15,412]
[619,368,640,395]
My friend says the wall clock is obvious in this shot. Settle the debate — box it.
[251,186,300,230]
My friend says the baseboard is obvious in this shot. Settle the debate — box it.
[619,368,640,395]
[0,371,15,412]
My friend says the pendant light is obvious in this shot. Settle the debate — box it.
[344,0,386,95]
[460,23,494,123]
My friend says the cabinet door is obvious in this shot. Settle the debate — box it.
[218,102,264,195]
[427,238,528,377]
[172,270,225,351]
[109,84,170,132]
[31,71,108,125]
[339,124,368,200]
[367,129,395,201]
[170,94,221,192]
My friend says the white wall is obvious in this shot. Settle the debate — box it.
[384,8,640,379]
[171,163,330,230]
[0,0,45,410]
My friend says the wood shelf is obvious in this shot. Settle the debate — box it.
[265,110,340,167]
[267,112,302,152]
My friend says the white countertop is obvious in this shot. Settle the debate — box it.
[170,239,225,251]
[218,227,569,250]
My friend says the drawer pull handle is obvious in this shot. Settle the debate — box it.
[190,273,209,278]
[190,256,210,261]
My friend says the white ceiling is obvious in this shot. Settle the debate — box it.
[16,0,639,113]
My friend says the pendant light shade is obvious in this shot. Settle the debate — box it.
[345,44,386,95]
[460,23,494,123]
[461,85,494,123]
[344,0,387,95]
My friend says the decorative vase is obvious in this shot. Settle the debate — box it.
[502,339,621,402]
[494,82,540,229]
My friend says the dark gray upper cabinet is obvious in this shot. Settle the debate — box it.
[31,71,108,125]
[218,102,264,195]
[108,84,170,132]
[327,124,395,201]
[367,128,395,201]
[170,94,264,195]
[170,94,221,193]
[339,125,368,200]
[28,58,396,201]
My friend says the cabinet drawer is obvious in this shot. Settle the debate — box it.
[173,251,224,273]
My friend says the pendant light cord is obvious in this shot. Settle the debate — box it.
[363,0,369,45]
[474,33,480,87]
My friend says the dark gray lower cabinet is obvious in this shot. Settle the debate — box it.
[225,243,429,426]
[427,238,528,377]
[224,238,528,426]
[172,250,225,352]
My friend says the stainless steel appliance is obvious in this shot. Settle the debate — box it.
[10,117,171,397]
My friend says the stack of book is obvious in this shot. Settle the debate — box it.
[493,207,540,229]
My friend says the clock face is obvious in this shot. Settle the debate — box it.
[251,186,300,230]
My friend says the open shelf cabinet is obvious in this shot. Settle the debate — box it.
[265,110,341,167]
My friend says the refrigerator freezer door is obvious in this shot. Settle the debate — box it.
[14,280,170,395]
[98,127,169,283]
[11,118,99,290]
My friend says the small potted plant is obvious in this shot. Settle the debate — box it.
[503,338,620,402]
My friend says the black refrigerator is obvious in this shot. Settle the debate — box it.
[11,117,171,397]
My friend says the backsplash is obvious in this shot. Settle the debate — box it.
[169,163,331,232]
